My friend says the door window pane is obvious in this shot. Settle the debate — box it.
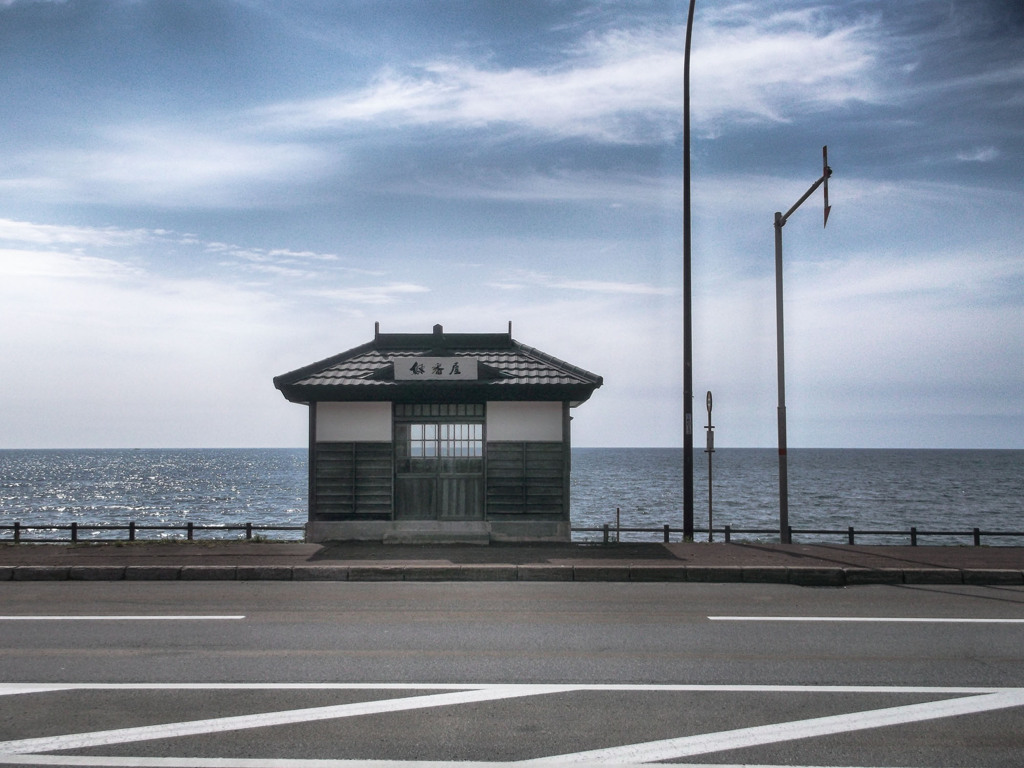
[410,424,438,457]
[439,423,483,457]
[399,422,482,473]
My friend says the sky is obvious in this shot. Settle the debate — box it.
[1,0,1021,450]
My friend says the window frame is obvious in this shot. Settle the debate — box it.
[394,404,485,475]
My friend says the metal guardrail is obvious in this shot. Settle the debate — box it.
[0,521,305,544]
[578,524,1024,546]
[1,521,1023,546]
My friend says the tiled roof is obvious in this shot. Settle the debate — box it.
[274,326,603,405]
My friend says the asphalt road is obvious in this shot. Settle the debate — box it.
[1,581,1022,766]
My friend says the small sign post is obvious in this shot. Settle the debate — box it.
[705,391,714,542]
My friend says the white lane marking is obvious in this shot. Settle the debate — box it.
[0,760,927,768]
[0,685,74,697]
[0,616,245,621]
[519,689,1024,765]
[3,684,1023,767]
[1,757,510,766]
[0,685,575,755]
[709,616,1024,623]
[0,682,1009,694]
[0,758,924,768]
[0,757,514,766]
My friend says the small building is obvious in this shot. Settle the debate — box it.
[274,323,602,544]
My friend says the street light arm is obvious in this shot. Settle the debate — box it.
[780,172,828,226]
[779,146,832,227]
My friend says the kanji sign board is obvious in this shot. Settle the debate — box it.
[394,357,478,381]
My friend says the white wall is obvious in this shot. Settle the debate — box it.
[486,402,563,442]
[315,402,392,442]
[314,401,564,442]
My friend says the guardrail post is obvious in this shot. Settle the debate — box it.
[973,527,981,546]
[71,522,78,543]
[14,521,20,544]
[187,521,194,541]
[603,523,609,543]
[786,525,793,544]
[246,522,253,540]
[663,524,670,543]
[129,521,136,542]
[910,526,917,546]
[848,526,855,545]
[724,524,731,543]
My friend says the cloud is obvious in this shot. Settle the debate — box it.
[956,146,1000,163]
[0,218,160,248]
[207,242,354,281]
[1,2,1019,449]
[0,248,140,281]
[918,62,1024,96]
[0,218,410,308]
[489,269,674,296]
[386,167,675,207]
[264,68,677,145]
[787,256,1023,407]
[0,6,885,213]
[262,11,879,144]
[693,6,881,132]
[16,126,331,208]
[261,24,685,144]
[305,283,431,305]
[790,250,1023,306]
[693,244,1024,447]
[0,228,301,447]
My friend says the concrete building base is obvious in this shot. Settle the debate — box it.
[305,520,570,545]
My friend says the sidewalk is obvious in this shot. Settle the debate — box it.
[2,540,1023,586]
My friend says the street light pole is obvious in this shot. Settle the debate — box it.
[774,146,831,544]
[774,209,790,543]
[682,0,696,541]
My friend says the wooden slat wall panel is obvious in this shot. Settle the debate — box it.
[486,442,565,518]
[395,476,434,519]
[485,443,526,515]
[438,476,485,519]
[314,442,393,521]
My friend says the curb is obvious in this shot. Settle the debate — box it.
[2,565,1022,586]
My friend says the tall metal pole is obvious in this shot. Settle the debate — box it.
[705,390,714,542]
[774,146,832,544]
[774,211,789,543]
[682,0,696,541]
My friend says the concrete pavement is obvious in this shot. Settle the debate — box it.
[1,540,1023,585]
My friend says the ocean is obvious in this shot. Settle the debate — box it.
[0,448,1021,545]
[572,448,1024,544]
